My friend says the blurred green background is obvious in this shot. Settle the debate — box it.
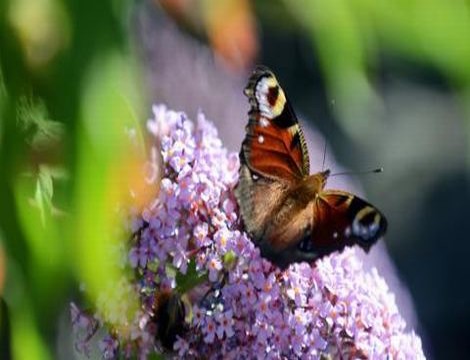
[0,0,469,358]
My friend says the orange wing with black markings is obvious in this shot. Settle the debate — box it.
[309,190,387,254]
[241,66,309,181]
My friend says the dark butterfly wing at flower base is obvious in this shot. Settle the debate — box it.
[154,291,186,350]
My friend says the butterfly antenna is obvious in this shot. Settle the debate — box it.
[321,138,327,171]
[330,167,383,177]
[322,98,338,171]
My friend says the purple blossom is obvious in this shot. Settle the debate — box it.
[215,310,235,339]
[174,337,190,357]
[204,316,217,343]
[99,334,119,359]
[70,302,99,357]
[206,255,223,282]
[71,104,426,359]
[172,242,190,274]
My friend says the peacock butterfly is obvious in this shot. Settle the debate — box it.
[234,66,387,269]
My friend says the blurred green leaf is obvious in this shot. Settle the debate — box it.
[16,96,65,150]
[33,166,54,226]
[148,352,165,360]
[11,94,67,360]
[286,0,470,142]
[0,298,12,360]
[10,298,51,360]
[286,0,379,141]
[73,50,144,327]
[1,0,141,358]
[3,256,52,360]
[0,66,7,145]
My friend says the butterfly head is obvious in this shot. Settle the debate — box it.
[316,169,330,188]
[301,170,331,199]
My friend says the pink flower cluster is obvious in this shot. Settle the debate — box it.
[72,105,425,359]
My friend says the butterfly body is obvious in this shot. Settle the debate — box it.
[235,66,387,269]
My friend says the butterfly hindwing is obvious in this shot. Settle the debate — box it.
[235,164,291,243]
[241,66,309,181]
[308,190,387,255]
[255,190,387,269]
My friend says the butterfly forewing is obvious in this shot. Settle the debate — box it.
[241,66,309,181]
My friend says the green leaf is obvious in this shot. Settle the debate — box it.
[73,51,144,326]
[38,167,53,202]
[147,352,165,360]
[0,298,12,360]
[16,96,65,150]
[175,260,208,294]
[33,166,54,226]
